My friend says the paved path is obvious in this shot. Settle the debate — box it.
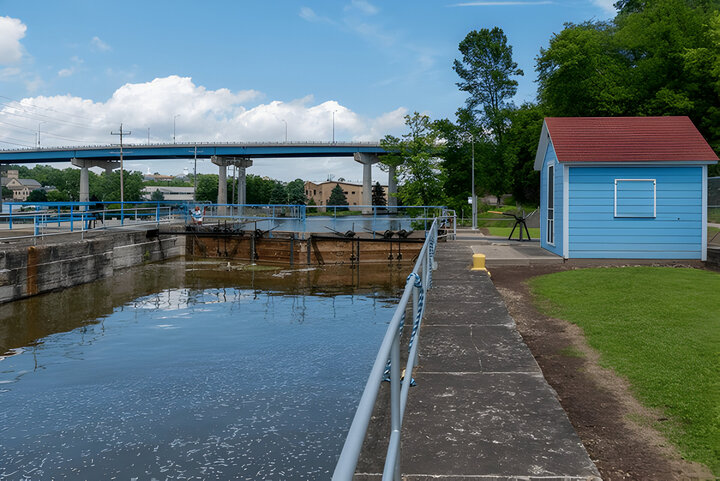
[357,242,600,480]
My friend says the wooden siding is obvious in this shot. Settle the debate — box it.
[567,166,703,259]
[539,141,564,256]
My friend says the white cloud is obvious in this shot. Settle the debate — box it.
[91,36,111,52]
[591,0,617,14]
[0,16,27,65]
[299,7,319,21]
[58,68,74,77]
[346,0,379,15]
[1,76,406,181]
[299,6,334,23]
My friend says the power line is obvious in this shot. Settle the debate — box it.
[0,102,92,129]
[0,136,34,147]
[0,94,94,122]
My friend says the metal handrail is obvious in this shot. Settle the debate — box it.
[333,218,438,481]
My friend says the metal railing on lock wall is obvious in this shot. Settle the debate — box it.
[332,218,438,481]
[0,201,177,241]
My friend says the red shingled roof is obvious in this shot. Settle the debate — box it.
[545,116,718,163]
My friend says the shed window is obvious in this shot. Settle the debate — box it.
[547,164,554,244]
[614,179,656,217]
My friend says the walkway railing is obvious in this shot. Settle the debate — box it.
[333,218,438,480]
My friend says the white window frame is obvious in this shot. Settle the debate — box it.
[614,178,656,218]
[547,163,555,245]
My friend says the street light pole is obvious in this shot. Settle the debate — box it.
[37,121,46,147]
[282,119,287,142]
[471,136,477,230]
[173,114,180,144]
[332,111,336,143]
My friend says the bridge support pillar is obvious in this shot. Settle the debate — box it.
[212,156,253,216]
[71,158,120,209]
[354,153,381,215]
[387,163,398,213]
[235,158,253,205]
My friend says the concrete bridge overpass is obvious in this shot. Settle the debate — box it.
[0,142,395,209]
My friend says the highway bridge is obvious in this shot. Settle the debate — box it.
[0,142,394,211]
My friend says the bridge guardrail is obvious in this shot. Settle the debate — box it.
[332,218,438,480]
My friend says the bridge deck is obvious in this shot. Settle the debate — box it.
[356,242,600,480]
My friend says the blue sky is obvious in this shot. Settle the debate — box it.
[0,0,614,181]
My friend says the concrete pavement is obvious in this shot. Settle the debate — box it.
[356,242,600,480]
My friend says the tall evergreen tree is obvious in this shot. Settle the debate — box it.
[327,183,349,210]
[372,181,386,206]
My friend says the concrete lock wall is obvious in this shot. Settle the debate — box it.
[0,231,185,304]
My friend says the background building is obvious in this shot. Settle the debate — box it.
[304,181,387,207]
[2,170,42,201]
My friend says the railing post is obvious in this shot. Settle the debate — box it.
[57,205,61,227]
[8,205,12,230]
[70,204,74,232]
[389,330,402,480]
[121,202,125,226]
[156,202,160,226]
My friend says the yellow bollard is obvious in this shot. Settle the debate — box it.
[471,253,489,274]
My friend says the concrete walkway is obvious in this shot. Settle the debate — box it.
[357,242,600,480]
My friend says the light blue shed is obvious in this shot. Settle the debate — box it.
[534,116,719,260]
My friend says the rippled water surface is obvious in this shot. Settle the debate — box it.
[0,261,402,480]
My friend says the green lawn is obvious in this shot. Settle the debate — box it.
[529,267,720,475]
[486,226,541,239]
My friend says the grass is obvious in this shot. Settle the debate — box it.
[529,267,720,475]
[709,227,720,245]
[486,226,541,239]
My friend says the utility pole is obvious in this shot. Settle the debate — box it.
[111,124,131,204]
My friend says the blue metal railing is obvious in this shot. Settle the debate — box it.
[0,201,456,242]
[332,218,438,480]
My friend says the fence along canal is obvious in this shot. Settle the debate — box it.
[333,218,438,480]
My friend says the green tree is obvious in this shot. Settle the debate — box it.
[195,174,218,203]
[246,174,276,204]
[46,190,69,202]
[372,181,386,206]
[382,113,447,206]
[268,182,288,204]
[327,183,349,210]
[536,21,632,117]
[2,186,12,199]
[286,179,307,205]
[27,189,48,202]
[453,27,524,140]
[150,190,165,201]
[502,103,546,203]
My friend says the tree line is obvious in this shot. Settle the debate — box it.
[384,0,719,214]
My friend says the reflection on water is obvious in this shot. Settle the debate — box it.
[0,260,403,480]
